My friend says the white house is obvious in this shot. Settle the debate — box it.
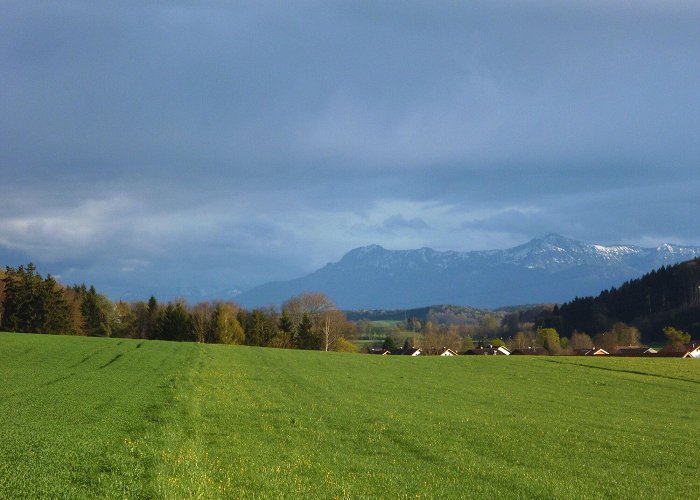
[438,348,458,356]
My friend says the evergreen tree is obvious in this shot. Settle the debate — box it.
[550,257,700,341]
[278,310,294,337]
[81,285,112,337]
[268,310,295,348]
[294,312,318,350]
[245,308,277,346]
[155,302,194,342]
[1,266,22,331]
[381,334,397,351]
[131,301,151,339]
[39,275,73,334]
[146,296,159,339]
[22,263,43,332]
[1,263,58,333]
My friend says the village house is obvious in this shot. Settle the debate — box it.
[465,346,511,355]
[391,347,422,356]
[511,347,547,355]
[573,348,609,356]
[613,346,658,356]
[437,347,458,356]
[368,348,391,355]
[656,342,700,358]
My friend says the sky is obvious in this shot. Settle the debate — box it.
[2,0,700,300]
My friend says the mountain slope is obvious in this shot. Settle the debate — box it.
[236,234,700,309]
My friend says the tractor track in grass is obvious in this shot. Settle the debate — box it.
[99,353,124,369]
[69,344,111,368]
[42,373,76,387]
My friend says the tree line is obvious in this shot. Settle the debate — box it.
[3,260,695,353]
[375,315,654,355]
[0,264,356,351]
[372,298,692,354]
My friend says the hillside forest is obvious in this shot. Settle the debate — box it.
[1,259,698,353]
[538,257,700,342]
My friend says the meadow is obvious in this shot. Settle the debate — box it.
[1,332,698,498]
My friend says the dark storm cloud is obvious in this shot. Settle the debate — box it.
[1,0,699,298]
[383,215,430,232]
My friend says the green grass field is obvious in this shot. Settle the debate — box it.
[1,332,698,498]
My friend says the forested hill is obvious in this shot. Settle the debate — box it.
[540,258,700,342]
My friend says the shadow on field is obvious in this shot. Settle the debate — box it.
[543,358,700,385]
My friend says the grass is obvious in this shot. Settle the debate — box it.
[1,332,699,498]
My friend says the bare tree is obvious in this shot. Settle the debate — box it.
[569,330,594,350]
[282,292,350,351]
[191,302,212,343]
[611,322,640,347]
[509,331,534,350]
[419,323,461,354]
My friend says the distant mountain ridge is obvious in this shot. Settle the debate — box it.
[236,234,700,309]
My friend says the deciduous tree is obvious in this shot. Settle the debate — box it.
[461,336,475,351]
[611,322,641,347]
[569,330,594,350]
[509,331,534,350]
[211,303,245,345]
[663,326,691,345]
[282,292,351,351]
[191,302,212,343]
[111,300,137,338]
[537,327,561,354]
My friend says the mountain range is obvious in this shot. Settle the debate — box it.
[235,234,700,310]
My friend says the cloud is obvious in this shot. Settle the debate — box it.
[382,215,430,232]
[461,208,551,240]
[0,196,141,261]
[1,0,699,299]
